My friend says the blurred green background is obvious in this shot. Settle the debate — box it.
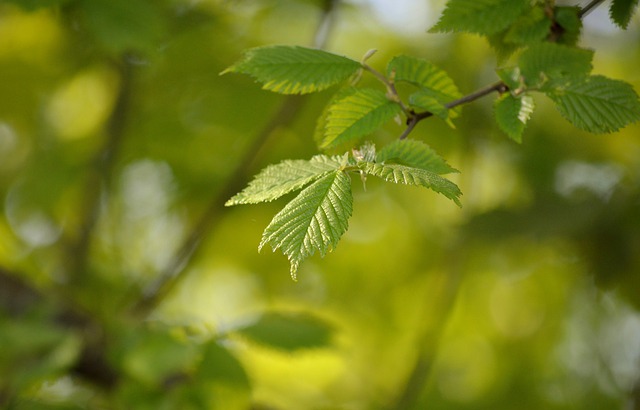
[1,0,640,409]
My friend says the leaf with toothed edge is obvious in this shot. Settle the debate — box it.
[546,75,640,133]
[259,170,353,279]
[376,139,458,175]
[221,45,361,95]
[225,155,343,205]
[358,162,462,206]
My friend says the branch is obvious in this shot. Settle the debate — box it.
[133,0,343,316]
[400,81,508,140]
[579,0,606,18]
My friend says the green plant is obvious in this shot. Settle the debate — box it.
[223,0,640,278]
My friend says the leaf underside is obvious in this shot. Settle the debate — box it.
[376,139,458,175]
[259,171,353,279]
[225,155,343,205]
[494,93,535,143]
[359,162,462,207]
[222,45,361,94]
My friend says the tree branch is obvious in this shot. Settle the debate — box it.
[133,0,343,316]
[400,81,508,139]
[579,0,606,18]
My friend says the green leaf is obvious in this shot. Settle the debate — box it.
[387,55,462,123]
[504,6,552,45]
[359,162,462,206]
[430,0,530,35]
[387,55,462,101]
[259,171,352,279]
[610,0,640,29]
[554,7,582,46]
[197,341,250,388]
[494,93,535,143]
[225,155,342,205]
[222,45,361,95]
[547,75,640,133]
[238,312,334,351]
[376,139,458,175]
[319,88,402,152]
[518,43,593,88]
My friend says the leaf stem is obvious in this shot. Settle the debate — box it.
[362,63,410,113]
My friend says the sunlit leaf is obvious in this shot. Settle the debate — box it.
[376,139,458,175]
[225,155,342,205]
[259,171,352,279]
[547,75,640,133]
[494,93,535,143]
[319,88,402,152]
[238,312,334,351]
[359,162,462,206]
[222,45,361,95]
[430,0,530,35]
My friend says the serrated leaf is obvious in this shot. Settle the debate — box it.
[387,55,462,100]
[359,162,462,206]
[225,155,342,205]
[547,75,640,133]
[519,43,593,88]
[319,88,402,152]
[430,0,530,35]
[504,6,552,45]
[377,139,458,175]
[222,45,361,95]
[238,312,334,351]
[494,93,535,143]
[610,0,640,29]
[259,171,352,279]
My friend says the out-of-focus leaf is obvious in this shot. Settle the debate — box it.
[430,0,530,35]
[80,0,166,54]
[609,0,640,29]
[238,312,334,351]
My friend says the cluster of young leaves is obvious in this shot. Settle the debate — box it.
[223,0,640,278]
[431,0,640,142]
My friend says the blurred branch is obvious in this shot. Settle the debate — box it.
[67,55,135,281]
[133,0,342,316]
[579,0,606,18]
